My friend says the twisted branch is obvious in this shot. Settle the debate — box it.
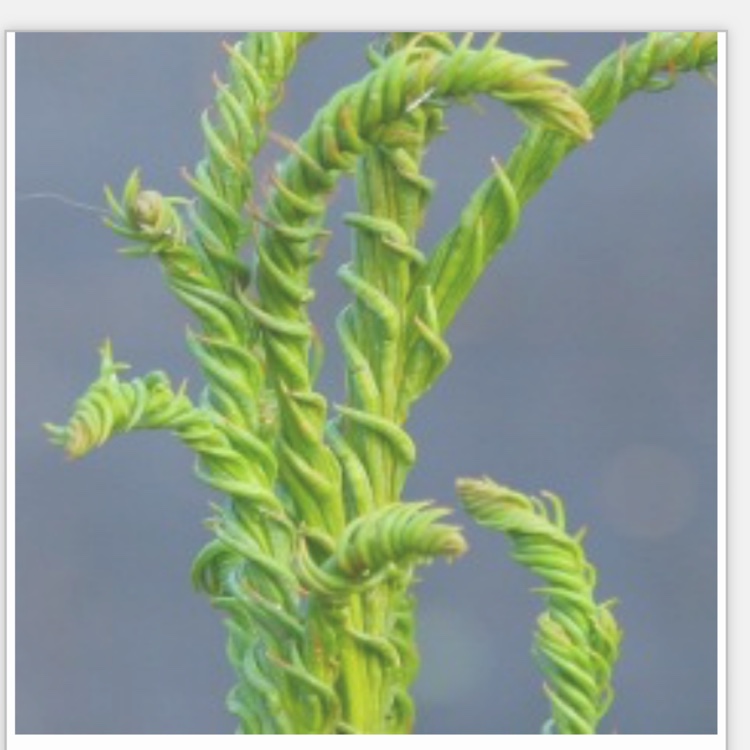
[457,477,622,734]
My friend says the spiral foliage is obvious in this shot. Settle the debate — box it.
[297,502,466,600]
[47,31,716,733]
[250,32,595,522]
[457,477,622,734]
[228,35,600,730]
[414,31,719,338]
[44,340,213,460]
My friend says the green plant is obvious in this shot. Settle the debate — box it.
[46,31,717,734]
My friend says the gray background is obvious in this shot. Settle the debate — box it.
[15,32,718,734]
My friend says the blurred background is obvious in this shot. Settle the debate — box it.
[15,32,718,734]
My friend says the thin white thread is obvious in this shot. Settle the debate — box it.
[16,192,108,217]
